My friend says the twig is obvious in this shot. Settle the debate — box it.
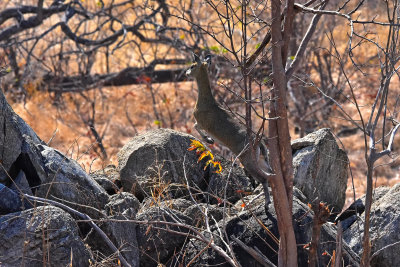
[335,221,343,267]
[186,241,212,267]
[370,240,400,262]
[286,1,329,79]
[232,237,276,267]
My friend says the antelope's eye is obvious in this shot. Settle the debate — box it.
[190,64,196,69]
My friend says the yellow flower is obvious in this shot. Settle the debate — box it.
[198,151,214,162]
[188,139,222,174]
[188,139,205,152]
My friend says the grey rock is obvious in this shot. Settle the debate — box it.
[93,176,119,195]
[181,194,359,266]
[207,155,255,204]
[95,164,120,181]
[0,90,44,185]
[141,198,193,213]
[344,183,400,266]
[0,92,47,199]
[106,193,140,267]
[136,206,192,267]
[10,170,33,195]
[87,192,140,267]
[0,183,31,215]
[0,91,108,217]
[107,213,139,267]
[35,145,109,217]
[105,192,140,216]
[118,129,209,200]
[336,186,389,231]
[0,206,92,267]
[293,186,308,204]
[292,128,349,214]
[90,165,120,195]
[184,203,224,227]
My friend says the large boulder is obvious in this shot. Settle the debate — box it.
[180,194,359,266]
[343,183,400,266]
[0,206,92,267]
[118,129,211,200]
[292,128,348,214]
[118,128,256,203]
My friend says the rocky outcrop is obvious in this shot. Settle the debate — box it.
[292,128,349,214]
[82,192,141,267]
[180,194,360,267]
[343,184,400,266]
[0,206,92,267]
[5,89,400,266]
[0,91,109,217]
[0,91,117,265]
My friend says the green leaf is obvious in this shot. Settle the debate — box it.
[289,56,295,60]
[209,46,220,53]
[255,43,261,50]
[154,120,162,125]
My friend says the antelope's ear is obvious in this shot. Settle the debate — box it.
[193,53,201,64]
[204,55,212,65]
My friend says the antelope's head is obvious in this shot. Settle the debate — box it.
[186,54,212,78]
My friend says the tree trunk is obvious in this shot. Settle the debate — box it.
[268,106,298,267]
[361,163,374,267]
[268,0,298,266]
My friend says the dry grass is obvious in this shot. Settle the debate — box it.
[10,81,197,171]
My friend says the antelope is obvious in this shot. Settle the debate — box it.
[186,54,273,206]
